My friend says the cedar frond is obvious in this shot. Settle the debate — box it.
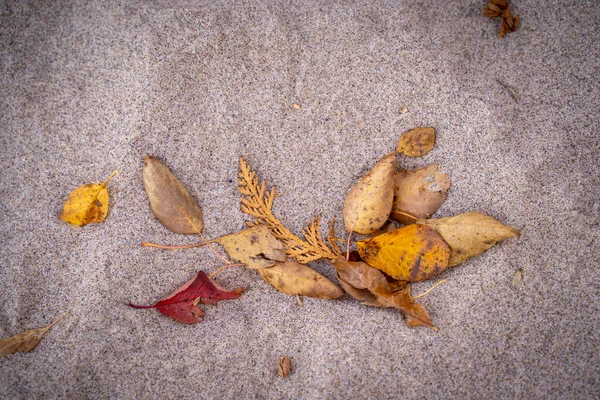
[328,217,343,256]
[238,157,337,263]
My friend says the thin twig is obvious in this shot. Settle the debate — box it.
[198,231,232,265]
[209,263,246,279]
[496,79,519,103]
[141,239,217,250]
[411,280,447,300]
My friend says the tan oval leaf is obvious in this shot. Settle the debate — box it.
[215,225,287,269]
[357,224,450,281]
[60,171,117,228]
[424,211,520,267]
[0,313,66,357]
[142,155,204,234]
[397,127,436,157]
[391,164,451,224]
[343,152,396,234]
[258,261,344,299]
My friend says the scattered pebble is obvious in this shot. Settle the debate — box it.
[293,103,302,111]
[401,106,409,114]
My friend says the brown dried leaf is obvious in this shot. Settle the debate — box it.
[499,6,519,37]
[214,225,286,269]
[278,356,291,377]
[397,127,436,157]
[491,0,508,8]
[0,313,66,357]
[142,155,204,234]
[391,164,451,224]
[343,152,396,234]
[358,224,450,281]
[258,261,344,299]
[423,211,520,267]
[333,257,433,328]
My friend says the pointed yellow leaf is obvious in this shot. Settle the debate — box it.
[60,171,118,228]
[423,211,520,266]
[343,153,397,234]
[258,261,344,299]
[357,224,450,281]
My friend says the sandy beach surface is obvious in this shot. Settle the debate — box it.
[1,1,598,398]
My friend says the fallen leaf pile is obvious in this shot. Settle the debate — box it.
[49,125,521,338]
[484,0,519,38]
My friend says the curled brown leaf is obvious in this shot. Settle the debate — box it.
[391,164,451,224]
[333,256,433,328]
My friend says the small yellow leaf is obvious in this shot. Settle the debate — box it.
[397,127,436,157]
[60,171,118,228]
[343,152,397,234]
[391,164,451,224]
[0,313,66,357]
[258,261,344,299]
[357,224,450,281]
[423,211,520,267]
[215,225,287,269]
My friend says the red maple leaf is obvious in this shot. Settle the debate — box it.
[128,271,244,324]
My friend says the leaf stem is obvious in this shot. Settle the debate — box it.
[209,263,246,279]
[198,231,232,265]
[47,312,68,329]
[141,239,217,250]
[101,170,119,187]
[411,280,447,300]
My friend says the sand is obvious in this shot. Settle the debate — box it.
[1,0,599,398]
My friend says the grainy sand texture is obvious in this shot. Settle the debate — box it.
[1,0,599,398]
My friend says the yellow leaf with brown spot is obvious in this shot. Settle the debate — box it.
[357,224,450,281]
[343,152,396,234]
[397,127,436,157]
[423,211,520,267]
[258,261,344,299]
[60,171,118,228]
[215,225,287,269]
